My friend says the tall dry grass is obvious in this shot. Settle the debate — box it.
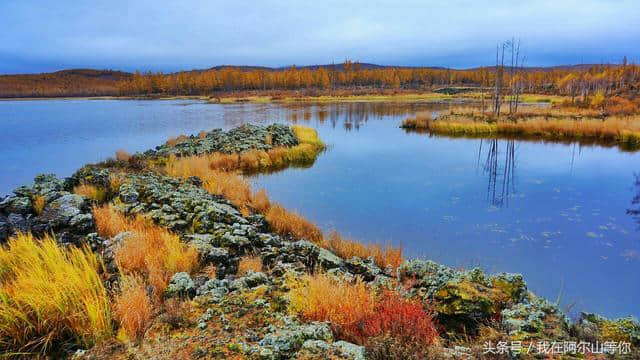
[288,273,376,333]
[0,232,111,353]
[114,275,153,341]
[323,231,403,270]
[92,204,198,294]
[73,183,107,202]
[265,204,324,244]
[237,256,263,275]
[31,195,46,215]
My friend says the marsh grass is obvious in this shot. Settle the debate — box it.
[417,108,640,148]
[0,232,111,353]
[265,204,324,244]
[401,112,432,129]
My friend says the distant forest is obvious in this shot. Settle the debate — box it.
[1,60,639,99]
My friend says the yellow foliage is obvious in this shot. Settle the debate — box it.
[0,233,111,352]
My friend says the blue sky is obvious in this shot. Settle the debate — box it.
[1,0,639,74]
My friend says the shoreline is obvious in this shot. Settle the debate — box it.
[0,123,638,358]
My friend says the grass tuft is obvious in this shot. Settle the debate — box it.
[73,184,107,202]
[0,232,111,353]
[323,231,403,270]
[92,204,199,294]
[113,275,153,342]
[115,149,131,162]
[31,195,46,215]
[265,204,323,244]
[237,256,263,275]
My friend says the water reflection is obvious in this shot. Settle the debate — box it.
[628,173,640,227]
[479,139,517,207]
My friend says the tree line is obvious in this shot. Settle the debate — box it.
[1,60,639,100]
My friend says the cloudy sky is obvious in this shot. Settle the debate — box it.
[1,0,639,74]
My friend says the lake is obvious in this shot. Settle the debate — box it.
[1,99,638,319]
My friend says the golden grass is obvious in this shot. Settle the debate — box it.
[115,149,131,162]
[401,112,432,129]
[32,195,46,215]
[427,108,640,148]
[113,275,152,342]
[237,256,263,275]
[323,231,403,270]
[108,173,124,193]
[73,184,107,202]
[0,232,111,353]
[288,273,376,330]
[92,204,199,294]
[265,204,323,244]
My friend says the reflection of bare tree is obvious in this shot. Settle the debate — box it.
[628,173,640,226]
[480,139,517,206]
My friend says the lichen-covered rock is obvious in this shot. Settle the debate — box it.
[257,322,332,359]
[501,297,570,341]
[398,260,529,334]
[345,256,382,281]
[265,240,344,273]
[231,271,269,290]
[331,341,365,360]
[166,272,196,298]
[151,124,298,158]
[574,313,640,346]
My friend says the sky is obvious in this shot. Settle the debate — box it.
[1,0,639,74]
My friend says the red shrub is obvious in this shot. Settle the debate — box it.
[342,291,438,346]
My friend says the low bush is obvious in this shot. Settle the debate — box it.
[0,232,111,353]
[115,149,131,162]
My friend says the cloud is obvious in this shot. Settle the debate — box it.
[0,0,638,73]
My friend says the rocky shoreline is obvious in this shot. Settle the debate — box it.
[1,124,638,359]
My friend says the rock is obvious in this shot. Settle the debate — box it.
[119,184,139,204]
[332,341,365,360]
[345,256,382,281]
[166,272,196,298]
[501,297,570,341]
[1,196,32,214]
[197,279,231,303]
[575,313,640,346]
[39,194,87,227]
[231,271,269,290]
[258,322,332,359]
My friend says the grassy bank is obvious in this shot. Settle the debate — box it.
[403,108,640,149]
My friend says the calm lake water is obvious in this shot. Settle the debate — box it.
[1,99,639,318]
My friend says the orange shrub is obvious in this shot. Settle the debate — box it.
[265,204,323,243]
[115,149,131,162]
[114,275,153,341]
[238,256,262,275]
[323,231,403,270]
